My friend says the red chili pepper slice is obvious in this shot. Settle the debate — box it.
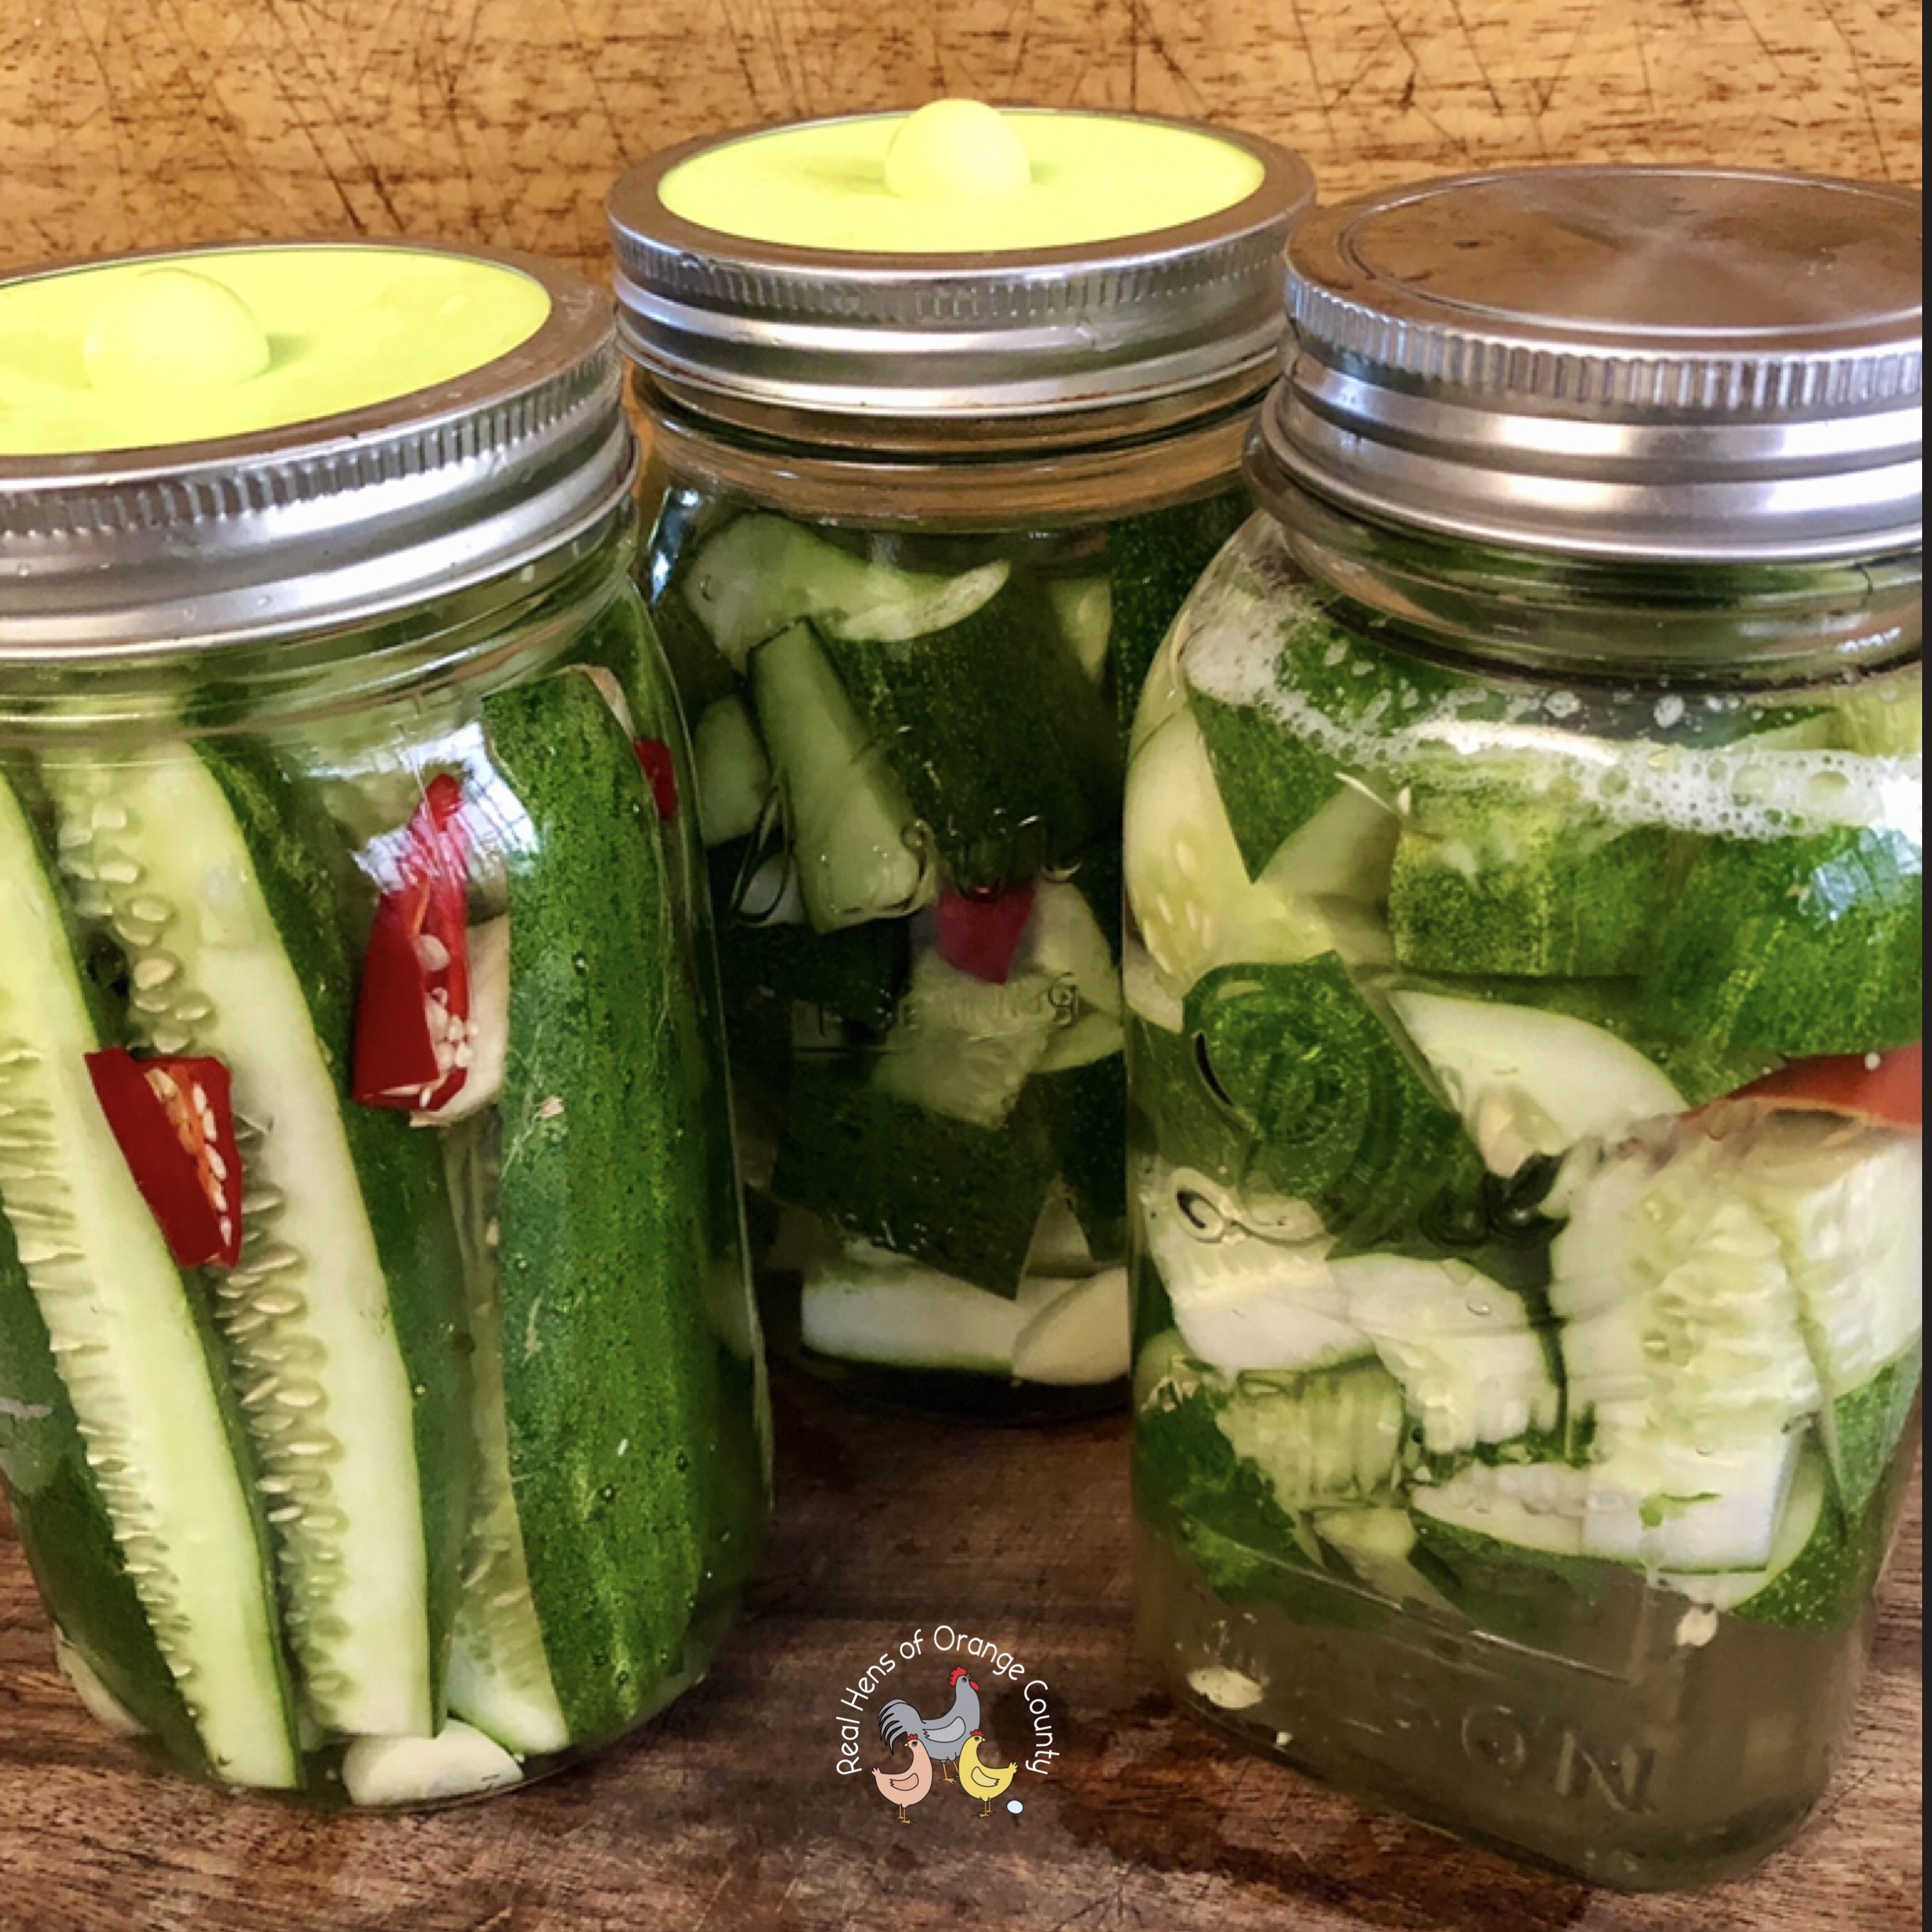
[935,881,1037,985]
[1724,1043,1921,1129]
[86,1048,245,1268]
[634,738,679,824]
[352,773,474,1112]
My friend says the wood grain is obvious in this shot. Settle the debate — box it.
[0,0,1920,281]
[0,1374,1921,1932]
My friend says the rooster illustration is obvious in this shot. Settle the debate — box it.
[879,1667,981,1784]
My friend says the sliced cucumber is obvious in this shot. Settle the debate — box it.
[1389,786,1674,980]
[1142,1165,1362,1376]
[340,1720,522,1806]
[1124,702,1327,997]
[1388,989,1686,1177]
[0,776,298,1787]
[1664,1442,1830,1611]
[1185,685,1345,877]
[1314,1507,1460,1614]
[685,513,1009,671]
[1011,1266,1130,1386]
[1412,1460,1593,1558]
[1048,577,1112,683]
[440,1122,568,1759]
[1642,826,1921,1057]
[1332,1253,1560,1456]
[774,1062,1055,1297]
[49,743,469,1742]
[874,944,1060,1129]
[815,570,1119,891]
[1743,1117,1921,1401]
[483,671,731,1746]
[1552,1132,1823,1571]
[1254,780,1400,907]
[692,695,772,847]
[1216,1359,1408,1512]
[1585,1426,1806,1573]
[750,620,932,932]
[802,1245,1031,1372]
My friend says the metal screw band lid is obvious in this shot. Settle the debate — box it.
[0,242,635,661]
[1263,167,1923,562]
[606,112,1316,435]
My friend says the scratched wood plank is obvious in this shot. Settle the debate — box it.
[0,0,1919,280]
[0,1372,1920,1932]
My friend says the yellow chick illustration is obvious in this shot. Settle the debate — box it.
[959,1731,1016,1817]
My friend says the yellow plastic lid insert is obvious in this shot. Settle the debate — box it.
[0,245,553,457]
[658,100,1268,254]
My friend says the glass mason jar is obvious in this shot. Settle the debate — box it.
[0,243,768,1805]
[608,104,1315,1417]
[1124,169,1923,1888]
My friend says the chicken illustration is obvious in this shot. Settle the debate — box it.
[958,1732,1016,1817]
[871,1736,933,1824]
[879,1666,981,1783]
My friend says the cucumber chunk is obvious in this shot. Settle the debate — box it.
[1552,1130,1825,1571]
[1388,989,1686,1176]
[0,776,299,1787]
[685,512,1009,671]
[1141,1163,1364,1375]
[801,1247,1031,1373]
[1413,1460,1594,1559]
[1186,688,1345,878]
[340,1720,522,1806]
[482,671,731,1746]
[48,743,470,1742]
[774,1063,1054,1297]
[815,569,1120,890]
[708,840,911,1033]
[440,1122,568,1759]
[1124,702,1327,996]
[1183,955,1476,1254]
[1389,789,1674,979]
[692,695,772,847]
[1048,577,1112,683]
[874,946,1060,1129]
[1216,1359,1408,1513]
[1332,1252,1560,1456]
[1011,1266,1130,1386]
[1643,826,1921,1057]
[1104,493,1248,735]
[750,620,934,932]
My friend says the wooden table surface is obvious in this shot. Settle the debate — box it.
[0,1370,1921,1932]
[0,0,1920,280]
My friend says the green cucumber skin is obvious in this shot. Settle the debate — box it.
[1644,827,1922,1057]
[0,1193,217,1771]
[570,601,773,1612]
[483,671,733,1744]
[1389,799,1676,980]
[1021,1055,1128,1258]
[772,1062,1055,1298]
[817,594,1120,892]
[1187,689,1342,879]
[200,740,474,1719]
[1105,491,1249,738]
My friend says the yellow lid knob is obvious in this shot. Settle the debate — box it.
[83,267,273,395]
[882,100,1032,203]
